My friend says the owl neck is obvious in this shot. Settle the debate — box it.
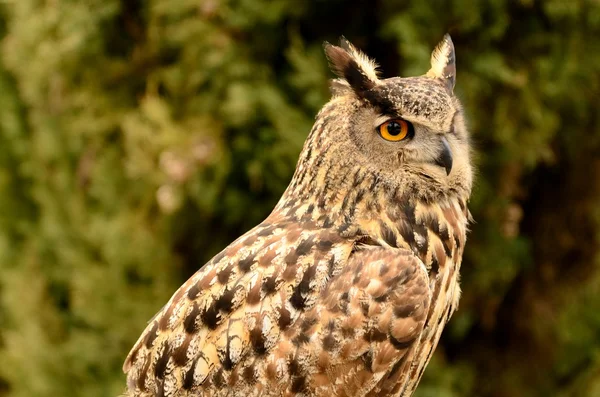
[275,154,469,259]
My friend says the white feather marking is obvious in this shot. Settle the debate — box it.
[343,40,381,84]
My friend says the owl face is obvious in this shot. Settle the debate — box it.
[324,36,473,199]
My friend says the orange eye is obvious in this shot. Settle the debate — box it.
[377,119,414,142]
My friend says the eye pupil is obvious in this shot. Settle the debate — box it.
[387,121,402,136]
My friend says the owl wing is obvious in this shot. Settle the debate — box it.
[123,227,430,396]
[276,246,432,396]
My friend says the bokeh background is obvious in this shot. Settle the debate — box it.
[0,0,599,396]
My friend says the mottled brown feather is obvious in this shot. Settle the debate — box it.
[124,35,472,397]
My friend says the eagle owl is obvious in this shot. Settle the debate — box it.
[124,35,473,397]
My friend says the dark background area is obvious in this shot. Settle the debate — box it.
[0,0,599,396]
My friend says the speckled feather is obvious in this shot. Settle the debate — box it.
[124,35,473,397]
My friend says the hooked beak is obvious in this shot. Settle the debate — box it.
[435,136,453,175]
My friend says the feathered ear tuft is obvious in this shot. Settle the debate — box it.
[324,37,380,96]
[427,34,456,93]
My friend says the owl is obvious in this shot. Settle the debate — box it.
[123,34,473,397]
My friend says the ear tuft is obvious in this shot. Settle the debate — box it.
[323,38,379,96]
[426,34,456,93]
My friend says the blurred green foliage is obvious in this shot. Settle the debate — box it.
[0,0,599,396]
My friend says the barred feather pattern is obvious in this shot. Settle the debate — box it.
[123,35,471,397]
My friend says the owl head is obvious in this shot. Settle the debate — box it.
[311,35,473,203]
